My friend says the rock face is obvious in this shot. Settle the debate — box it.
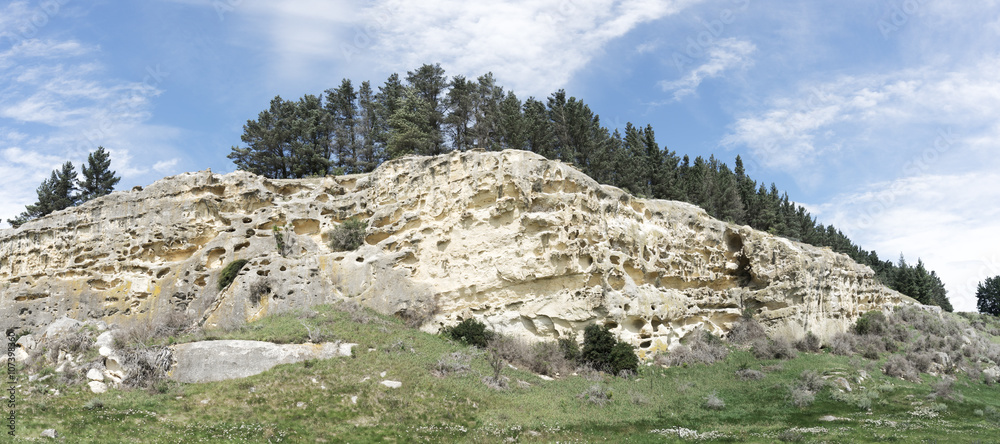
[0,150,908,357]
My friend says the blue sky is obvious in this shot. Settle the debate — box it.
[2,0,999,311]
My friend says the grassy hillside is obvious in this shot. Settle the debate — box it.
[12,303,1000,443]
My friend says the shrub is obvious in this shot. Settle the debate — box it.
[930,379,961,402]
[789,387,815,408]
[752,338,797,360]
[248,279,269,306]
[608,341,639,376]
[581,324,638,375]
[884,354,919,381]
[854,311,888,336]
[558,338,581,363]
[398,296,439,328]
[735,368,764,381]
[794,332,822,353]
[218,259,248,290]
[525,341,575,376]
[827,332,856,356]
[579,384,612,406]
[907,352,933,373]
[582,324,616,371]
[727,318,767,344]
[798,370,827,392]
[662,331,730,367]
[431,351,473,377]
[443,318,494,348]
[329,217,368,251]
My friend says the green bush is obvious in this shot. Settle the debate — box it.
[329,217,368,251]
[582,324,638,375]
[559,337,581,363]
[854,311,888,336]
[582,324,616,371]
[443,318,494,348]
[219,259,248,290]
[609,341,639,375]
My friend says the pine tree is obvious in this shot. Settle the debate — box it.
[387,88,436,158]
[8,162,78,228]
[405,64,447,154]
[445,75,476,151]
[78,146,120,202]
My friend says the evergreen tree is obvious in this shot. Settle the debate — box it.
[405,64,447,154]
[976,276,1000,316]
[387,88,437,158]
[356,81,381,172]
[445,75,476,151]
[497,91,526,151]
[78,146,120,202]
[8,162,78,228]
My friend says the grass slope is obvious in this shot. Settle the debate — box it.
[12,304,1000,443]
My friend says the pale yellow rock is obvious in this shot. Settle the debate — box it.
[0,150,912,357]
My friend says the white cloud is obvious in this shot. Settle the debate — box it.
[812,172,1000,312]
[153,158,180,174]
[721,57,1000,177]
[659,38,754,101]
[216,0,702,97]
[0,34,182,227]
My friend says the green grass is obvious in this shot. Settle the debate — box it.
[12,305,1000,443]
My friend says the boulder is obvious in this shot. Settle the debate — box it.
[40,429,58,439]
[380,380,402,389]
[86,368,104,381]
[168,340,355,383]
[88,381,107,394]
[42,317,82,339]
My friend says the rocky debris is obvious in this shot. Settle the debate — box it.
[0,150,910,357]
[831,377,852,392]
[168,340,356,383]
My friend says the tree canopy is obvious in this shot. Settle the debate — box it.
[8,147,120,229]
[976,276,1000,316]
[228,64,954,311]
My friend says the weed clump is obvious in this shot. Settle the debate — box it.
[218,259,248,290]
[578,384,612,406]
[703,391,725,410]
[794,332,821,353]
[660,331,730,367]
[329,217,367,252]
[752,338,798,361]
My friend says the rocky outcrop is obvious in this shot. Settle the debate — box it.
[0,149,909,357]
[168,340,355,383]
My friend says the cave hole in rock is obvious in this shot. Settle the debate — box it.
[725,231,753,287]
[639,340,652,348]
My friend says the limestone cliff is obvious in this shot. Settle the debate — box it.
[0,150,908,356]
